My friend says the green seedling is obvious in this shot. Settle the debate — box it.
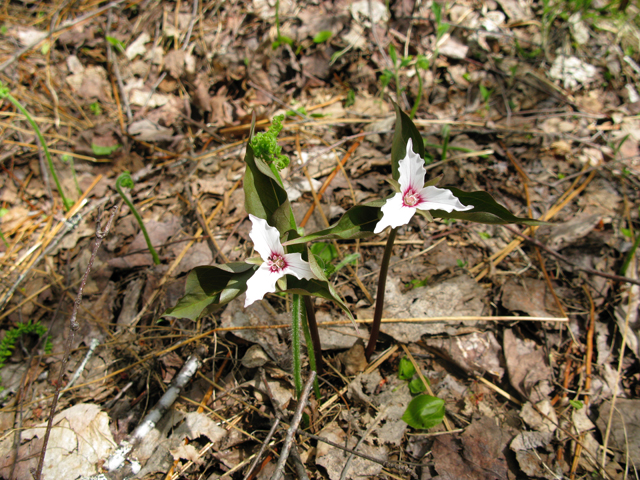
[620,206,640,276]
[272,0,293,49]
[405,277,429,289]
[0,208,8,248]
[61,155,82,195]
[313,31,332,43]
[90,102,102,116]
[345,89,355,107]
[569,399,584,409]
[479,231,492,240]
[397,356,443,428]
[0,83,73,211]
[106,35,126,53]
[115,172,160,265]
[441,124,450,162]
[91,143,121,156]
[0,320,51,391]
[410,55,430,119]
[310,242,359,277]
[432,2,450,41]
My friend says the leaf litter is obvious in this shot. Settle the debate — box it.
[0,0,639,478]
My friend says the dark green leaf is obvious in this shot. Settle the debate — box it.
[310,242,338,264]
[284,202,383,245]
[391,103,425,180]
[431,187,546,226]
[243,120,296,235]
[313,30,332,43]
[569,399,584,410]
[402,395,445,429]
[163,263,256,320]
[398,357,416,380]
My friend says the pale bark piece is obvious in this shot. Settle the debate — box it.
[0,404,117,479]
[360,275,487,343]
[425,331,504,378]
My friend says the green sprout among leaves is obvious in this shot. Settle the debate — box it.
[0,83,73,211]
[272,0,294,50]
[250,115,290,170]
[115,172,160,265]
[0,320,51,391]
[61,154,82,195]
[0,208,8,248]
[90,102,102,116]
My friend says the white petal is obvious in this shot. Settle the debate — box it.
[397,138,426,192]
[248,214,284,262]
[416,186,474,213]
[244,264,282,307]
[283,253,315,280]
[374,193,416,233]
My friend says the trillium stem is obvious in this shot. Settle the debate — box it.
[365,227,398,361]
[302,296,322,399]
[291,294,303,398]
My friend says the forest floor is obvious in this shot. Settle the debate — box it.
[0,0,639,479]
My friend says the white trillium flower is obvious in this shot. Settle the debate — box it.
[244,214,315,307]
[374,139,473,233]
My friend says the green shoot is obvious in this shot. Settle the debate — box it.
[410,56,429,119]
[115,172,160,265]
[89,102,102,116]
[0,208,8,248]
[441,124,451,161]
[313,31,332,43]
[272,0,293,49]
[61,155,82,195]
[0,320,51,391]
[0,83,73,211]
[250,115,290,170]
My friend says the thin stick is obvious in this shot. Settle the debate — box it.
[243,418,281,480]
[271,371,316,480]
[34,204,119,480]
[340,407,388,480]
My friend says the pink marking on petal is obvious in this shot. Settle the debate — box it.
[268,253,288,273]
[402,187,423,207]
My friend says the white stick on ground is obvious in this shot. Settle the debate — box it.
[105,355,202,471]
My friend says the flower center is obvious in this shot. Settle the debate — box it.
[268,253,287,273]
[403,188,421,207]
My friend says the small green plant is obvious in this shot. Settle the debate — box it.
[0,320,51,391]
[479,231,492,240]
[313,31,332,43]
[310,242,360,277]
[456,259,468,268]
[0,83,73,211]
[409,55,430,119]
[251,115,290,170]
[432,2,450,41]
[569,399,584,409]
[440,124,450,162]
[0,208,8,248]
[105,35,126,53]
[405,277,429,289]
[89,102,102,116]
[272,0,293,49]
[345,89,355,107]
[91,143,121,156]
[397,356,443,428]
[61,155,82,195]
[115,172,160,265]
[479,84,493,113]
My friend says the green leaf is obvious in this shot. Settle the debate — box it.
[284,202,383,245]
[389,43,397,66]
[345,89,355,107]
[398,357,416,380]
[416,55,430,70]
[399,56,413,68]
[569,399,584,410]
[402,395,445,429]
[91,143,120,156]
[163,263,256,320]
[313,30,332,43]
[391,103,425,181]
[106,35,126,53]
[333,252,360,275]
[409,378,428,394]
[310,242,338,264]
[432,187,546,226]
[244,119,296,235]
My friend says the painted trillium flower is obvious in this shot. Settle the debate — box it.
[245,214,315,307]
[374,139,473,233]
